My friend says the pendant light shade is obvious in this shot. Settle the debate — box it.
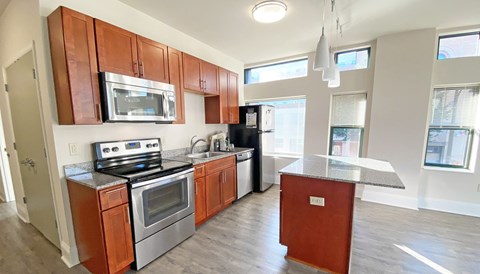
[313,28,330,71]
[328,64,340,88]
[322,53,336,81]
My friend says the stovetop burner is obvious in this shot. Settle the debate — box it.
[101,158,192,181]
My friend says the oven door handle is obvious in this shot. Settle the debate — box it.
[130,167,194,189]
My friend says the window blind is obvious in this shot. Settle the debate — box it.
[331,93,367,127]
[430,86,479,127]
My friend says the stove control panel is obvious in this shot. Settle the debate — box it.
[95,138,162,159]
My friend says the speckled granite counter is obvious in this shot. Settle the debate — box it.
[279,155,404,189]
[64,162,127,190]
[67,172,128,190]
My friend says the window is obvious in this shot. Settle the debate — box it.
[424,86,479,168]
[437,32,480,60]
[335,48,370,71]
[247,98,306,155]
[329,93,367,157]
[244,58,308,84]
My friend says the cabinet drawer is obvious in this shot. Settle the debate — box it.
[194,164,205,179]
[99,185,128,211]
[205,156,235,175]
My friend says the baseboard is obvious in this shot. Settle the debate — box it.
[361,189,418,210]
[60,241,80,268]
[0,194,5,202]
[418,197,480,218]
[15,203,30,223]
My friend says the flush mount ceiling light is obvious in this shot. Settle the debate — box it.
[252,1,287,23]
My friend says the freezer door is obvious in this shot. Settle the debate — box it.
[259,105,275,131]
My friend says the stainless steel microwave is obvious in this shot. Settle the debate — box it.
[100,72,176,123]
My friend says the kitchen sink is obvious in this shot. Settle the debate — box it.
[186,151,229,159]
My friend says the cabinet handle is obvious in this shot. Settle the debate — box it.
[125,206,130,224]
[95,103,101,122]
[139,61,145,78]
[133,61,139,77]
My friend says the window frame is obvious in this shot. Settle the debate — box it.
[334,47,371,71]
[437,31,480,60]
[424,126,474,169]
[328,126,365,157]
[244,57,309,84]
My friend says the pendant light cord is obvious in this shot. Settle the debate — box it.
[322,0,327,34]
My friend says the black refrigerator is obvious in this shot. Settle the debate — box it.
[229,105,275,192]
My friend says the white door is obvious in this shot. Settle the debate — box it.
[5,51,59,247]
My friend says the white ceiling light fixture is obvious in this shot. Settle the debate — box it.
[252,1,287,23]
[313,0,329,71]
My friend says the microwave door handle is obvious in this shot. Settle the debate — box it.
[163,92,169,118]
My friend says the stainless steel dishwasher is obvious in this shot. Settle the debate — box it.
[236,151,253,199]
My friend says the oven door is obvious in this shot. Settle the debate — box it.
[130,168,194,242]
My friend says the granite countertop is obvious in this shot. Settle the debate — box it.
[279,155,405,189]
[166,147,254,165]
[67,172,128,190]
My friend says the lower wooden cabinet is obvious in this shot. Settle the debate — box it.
[67,182,134,274]
[194,177,206,224]
[194,156,237,226]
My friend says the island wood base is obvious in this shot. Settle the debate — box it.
[280,174,355,274]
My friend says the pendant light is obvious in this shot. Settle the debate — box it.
[313,0,329,71]
[322,52,336,81]
[328,66,340,88]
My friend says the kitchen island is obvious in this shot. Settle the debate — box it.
[278,155,405,274]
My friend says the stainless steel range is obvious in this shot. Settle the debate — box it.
[94,138,195,270]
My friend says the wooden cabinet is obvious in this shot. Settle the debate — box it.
[67,182,133,274]
[102,204,134,274]
[205,68,239,124]
[194,177,206,224]
[168,47,185,124]
[194,156,236,225]
[47,6,102,125]
[95,20,169,82]
[182,53,219,95]
[205,171,223,217]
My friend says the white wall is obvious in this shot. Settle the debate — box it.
[1,0,245,267]
[363,29,437,209]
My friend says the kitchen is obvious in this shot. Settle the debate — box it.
[0,0,480,274]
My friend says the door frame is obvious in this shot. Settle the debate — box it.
[1,42,60,239]
[0,110,15,202]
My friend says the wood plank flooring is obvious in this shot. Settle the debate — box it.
[1,185,479,273]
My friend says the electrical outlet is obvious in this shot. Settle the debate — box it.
[69,143,79,156]
[309,196,325,207]
[160,137,165,148]
[477,184,480,192]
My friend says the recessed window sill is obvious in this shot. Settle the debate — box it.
[422,165,475,174]
[263,153,303,159]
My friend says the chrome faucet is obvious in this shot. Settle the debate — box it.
[190,135,206,154]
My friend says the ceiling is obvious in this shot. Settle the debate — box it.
[0,0,10,16]
[120,0,480,65]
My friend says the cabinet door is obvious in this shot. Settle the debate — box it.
[95,19,138,77]
[222,166,237,205]
[47,7,102,125]
[205,171,222,217]
[168,47,185,124]
[102,204,134,274]
[137,36,169,82]
[228,72,239,124]
[182,53,203,94]
[202,62,219,96]
[194,177,206,225]
[219,68,230,123]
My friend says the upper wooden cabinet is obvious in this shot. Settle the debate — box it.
[182,53,219,96]
[205,68,239,124]
[168,47,185,124]
[95,20,169,82]
[47,6,102,125]
[137,36,169,82]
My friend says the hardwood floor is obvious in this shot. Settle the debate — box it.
[1,186,479,273]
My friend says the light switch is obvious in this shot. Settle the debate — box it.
[69,143,79,156]
[309,196,325,207]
